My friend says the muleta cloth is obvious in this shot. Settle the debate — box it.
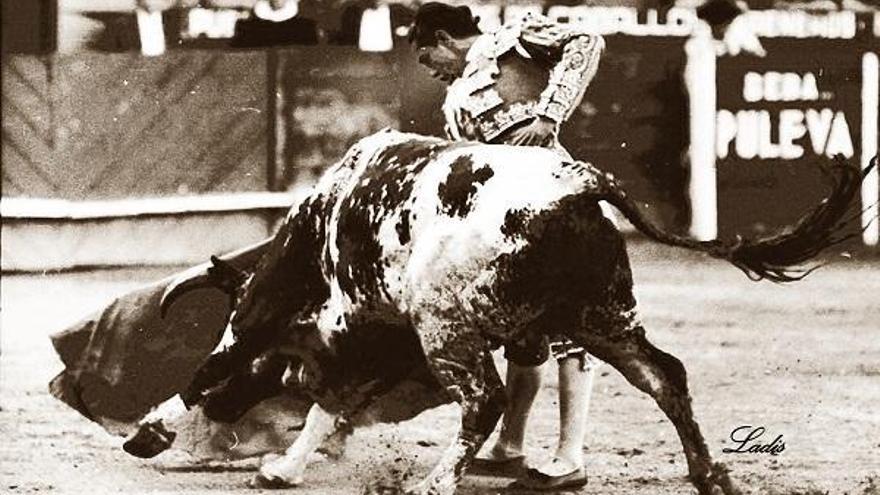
[48,240,312,460]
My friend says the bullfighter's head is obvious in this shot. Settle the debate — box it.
[409,2,482,83]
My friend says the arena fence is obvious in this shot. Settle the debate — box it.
[0,192,299,271]
[1,51,269,199]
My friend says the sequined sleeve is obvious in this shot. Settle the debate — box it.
[519,15,605,124]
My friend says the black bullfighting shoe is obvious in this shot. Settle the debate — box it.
[509,465,588,491]
[468,455,529,478]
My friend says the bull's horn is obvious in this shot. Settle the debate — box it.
[159,238,272,317]
[159,262,218,318]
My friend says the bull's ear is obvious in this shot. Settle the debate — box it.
[208,256,248,293]
[211,255,244,277]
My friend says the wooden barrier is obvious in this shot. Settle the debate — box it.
[2,51,268,200]
[0,193,296,271]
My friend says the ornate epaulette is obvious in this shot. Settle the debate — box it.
[518,13,584,50]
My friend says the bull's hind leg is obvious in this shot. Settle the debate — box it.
[578,315,739,495]
[408,320,505,495]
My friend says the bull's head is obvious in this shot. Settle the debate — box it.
[160,257,248,317]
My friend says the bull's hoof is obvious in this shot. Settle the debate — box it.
[122,421,176,458]
[249,473,296,490]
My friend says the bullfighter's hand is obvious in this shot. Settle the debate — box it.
[507,117,557,146]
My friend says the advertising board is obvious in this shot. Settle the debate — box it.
[714,40,871,239]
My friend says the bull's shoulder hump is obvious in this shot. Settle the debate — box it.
[462,144,564,163]
[356,129,447,154]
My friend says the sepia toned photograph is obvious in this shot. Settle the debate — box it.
[1,0,878,493]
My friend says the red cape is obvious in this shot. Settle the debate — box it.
[48,241,269,433]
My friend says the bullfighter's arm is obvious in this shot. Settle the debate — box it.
[518,15,605,124]
[443,121,462,141]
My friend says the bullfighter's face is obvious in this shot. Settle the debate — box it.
[416,33,467,83]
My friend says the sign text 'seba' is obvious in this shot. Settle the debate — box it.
[716,71,855,161]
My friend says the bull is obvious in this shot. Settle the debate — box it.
[142,128,872,494]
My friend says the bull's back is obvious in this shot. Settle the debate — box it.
[316,131,594,316]
[396,145,586,296]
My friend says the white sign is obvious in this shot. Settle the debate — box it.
[545,6,696,36]
[743,10,856,40]
[717,71,855,160]
[483,5,860,39]
[186,8,242,39]
[717,108,854,160]
[742,71,820,102]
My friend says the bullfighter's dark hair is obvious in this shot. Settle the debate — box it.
[696,0,743,27]
[408,2,481,48]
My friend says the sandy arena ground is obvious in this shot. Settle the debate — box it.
[2,240,879,495]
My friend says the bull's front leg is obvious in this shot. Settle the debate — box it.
[408,323,505,495]
[123,323,240,457]
[251,403,343,489]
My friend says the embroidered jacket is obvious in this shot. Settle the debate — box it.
[443,14,604,144]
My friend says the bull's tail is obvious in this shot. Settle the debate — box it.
[589,156,877,282]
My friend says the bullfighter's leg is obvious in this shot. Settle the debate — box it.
[577,318,740,495]
[408,325,505,495]
[544,353,597,474]
[486,342,599,484]
[251,403,343,489]
[483,361,541,463]
[505,346,597,490]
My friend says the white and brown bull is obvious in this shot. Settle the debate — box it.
[132,128,871,494]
